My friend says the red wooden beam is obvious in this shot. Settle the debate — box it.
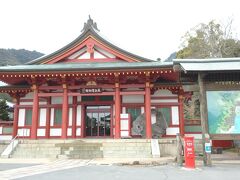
[68,92,115,96]
[39,86,62,90]
[38,93,63,97]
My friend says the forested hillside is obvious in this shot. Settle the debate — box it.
[0,49,44,66]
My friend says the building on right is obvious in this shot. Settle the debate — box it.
[174,58,240,149]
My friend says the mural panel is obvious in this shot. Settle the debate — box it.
[207,91,240,134]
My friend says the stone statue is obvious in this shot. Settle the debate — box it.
[131,109,168,138]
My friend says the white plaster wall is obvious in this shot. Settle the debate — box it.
[0,127,3,134]
[51,97,62,104]
[68,108,73,126]
[122,95,144,103]
[0,135,12,140]
[141,106,145,114]
[39,101,47,105]
[112,105,115,126]
[122,107,126,114]
[18,129,30,136]
[151,112,156,124]
[151,99,178,103]
[67,128,72,136]
[20,102,33,105]
[95,46,116,58]
[166,127,179,135]
[39,108,47,126]
[50,108,54,126]
[37,129,46,136]
[18,109,25,127]
[20,101,47,105]
[121,131,129,137]
[77,96,81,102]
[68,48,86,59]
[120,120,129,130]
[76,128,81,136]
[50,128,62,136]
[171,106,179,125]
[76,105,81,126]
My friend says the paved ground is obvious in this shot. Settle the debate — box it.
[8,163,240,180]
[0,157,240,180]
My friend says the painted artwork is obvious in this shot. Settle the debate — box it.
[184,92,200,120]
[207,91,240,134]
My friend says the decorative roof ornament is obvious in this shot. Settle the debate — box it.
[81,15,100,32]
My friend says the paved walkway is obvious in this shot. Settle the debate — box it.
[0,155,240,180]
[0,159,90,180]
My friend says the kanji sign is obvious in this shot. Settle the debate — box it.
[184,136,195,169]
[81,88,102,93]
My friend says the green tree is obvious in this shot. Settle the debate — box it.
[177,20,240,58]
[0,99,10,121]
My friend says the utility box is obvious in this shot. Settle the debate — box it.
[184,136,195,169]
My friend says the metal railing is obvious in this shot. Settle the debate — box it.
[10,134,19,154]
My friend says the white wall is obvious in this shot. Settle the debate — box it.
[122,95,144,103]
[76,128,81,136]
[68,108,73,126]
[166,127,179,135]
[171,106,179,125]
[50,128,61,136]
[18,109,25,127]
[76,105,81,126]
[37,129,46,136]
[17,129,30,136]
[67,128,72,136]
[39,108,47,126]
[50,108,54,126]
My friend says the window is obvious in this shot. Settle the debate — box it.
[54,109,62,125]
[99,96,113,101]
[155,107,171,127]
[82,96,95,101]
[25,109,32,125]
[126,107,142,125]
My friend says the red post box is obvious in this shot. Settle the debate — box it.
[184,136,195,169]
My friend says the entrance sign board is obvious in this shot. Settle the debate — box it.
[81,88,102,94]
[205,143,211,153]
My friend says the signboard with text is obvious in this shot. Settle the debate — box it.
[184,136,195,169]
[81,88,102,94]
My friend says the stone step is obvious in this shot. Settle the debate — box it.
[67,153,103,159]
[17,144,58,148]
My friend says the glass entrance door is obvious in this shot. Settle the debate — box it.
[85,106,111,137]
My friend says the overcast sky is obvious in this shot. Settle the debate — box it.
[0,0,239,60]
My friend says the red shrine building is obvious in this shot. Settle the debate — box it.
[0,17,185,140]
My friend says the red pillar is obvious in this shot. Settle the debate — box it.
[12,97,19,138]
[115,82,121,139]
[178,94,185,136]
[31,85,39,139]
[61,84,68,139]
[72,96,77,138]
[145,82,152,139]
[46,97,51,138]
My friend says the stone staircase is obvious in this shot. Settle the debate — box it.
[9,138,177,159]
[11,140,62,159]
[56,140,103,159]
[102,140,152,158]
[0,141,9,154]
